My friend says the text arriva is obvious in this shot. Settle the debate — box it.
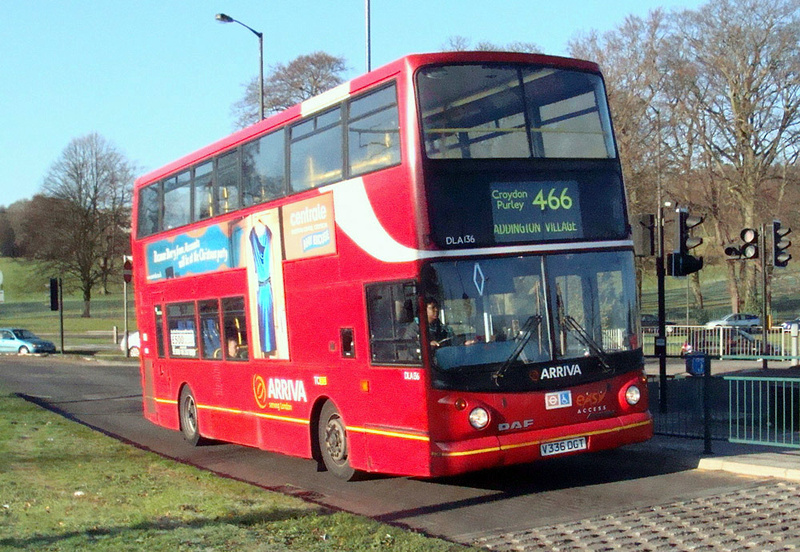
[268,378,308,402]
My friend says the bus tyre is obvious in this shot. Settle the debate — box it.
[318,401,356,480]
[179,386,204,446]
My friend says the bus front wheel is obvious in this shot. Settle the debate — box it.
[179,386,204,446]
[318,401,356,480]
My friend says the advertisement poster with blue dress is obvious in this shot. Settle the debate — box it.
[239,209,289,360]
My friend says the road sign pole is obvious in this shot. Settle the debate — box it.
[657,205,667,413]
[59,278,64,355]
[123,258,132,358]
[123,279,129,358]
[761,225,768,371]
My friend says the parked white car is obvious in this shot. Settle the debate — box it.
[120,331,140,357]
[705,313,760,329]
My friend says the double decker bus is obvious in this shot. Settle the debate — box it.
[131,51,651,479]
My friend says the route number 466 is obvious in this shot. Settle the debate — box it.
[532,188,573,211]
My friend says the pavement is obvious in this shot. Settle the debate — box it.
[629,433,800,482]
[640,356,800,482]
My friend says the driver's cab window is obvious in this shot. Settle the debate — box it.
[366,281,420,365]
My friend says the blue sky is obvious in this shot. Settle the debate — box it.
[0,0,705,208]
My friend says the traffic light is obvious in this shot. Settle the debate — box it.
[741,228,759,259]
[633,213,655,257]
[667,208,704,276]
[773,219,792,267]
[725,228,759,259]
[676,208,704,255]
[667,252,704,276]
[49,278,59,311]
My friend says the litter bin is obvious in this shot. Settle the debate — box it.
[685,352,710,376]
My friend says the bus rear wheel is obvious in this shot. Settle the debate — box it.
[318,401,356,480]
[179,386,204,446]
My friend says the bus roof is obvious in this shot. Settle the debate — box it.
[135,51,601,187]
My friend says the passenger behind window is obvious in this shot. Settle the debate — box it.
[224,326,248,360]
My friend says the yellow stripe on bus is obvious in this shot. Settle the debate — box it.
[347,425,430,442]
[154,397,178,406]
[153,396,431,441]
[198,403,309,426]
[432,420,652,458]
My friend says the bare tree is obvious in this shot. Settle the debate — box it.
[569,11,675,306]
[667,0,800,311]
[571,0,800,316]
[21,133,134,317]
[232,51,347,128]
[442,36,541,53]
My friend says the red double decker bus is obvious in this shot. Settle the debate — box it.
[131,51,651,479]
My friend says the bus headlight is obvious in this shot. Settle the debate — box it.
[468,407,490,430]
[625,385,642,405]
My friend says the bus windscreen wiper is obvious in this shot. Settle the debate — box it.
[562,315,611,371]
[493,315,542,385]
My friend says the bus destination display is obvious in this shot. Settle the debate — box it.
[491,181,582,243]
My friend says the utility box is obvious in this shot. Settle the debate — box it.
[685,353,710,376]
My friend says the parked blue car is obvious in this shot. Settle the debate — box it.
[0,328,56,355]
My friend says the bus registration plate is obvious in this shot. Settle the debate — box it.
[540,436,587,457]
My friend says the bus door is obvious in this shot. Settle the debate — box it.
[142,301,169,418]
[364,282,430,472]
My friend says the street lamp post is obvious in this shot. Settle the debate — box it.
[215,13,265,120]
[365,0,371,72]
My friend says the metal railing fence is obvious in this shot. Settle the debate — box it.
[727,376,800,449]
[642,325,798,359]
[648,373,800,449]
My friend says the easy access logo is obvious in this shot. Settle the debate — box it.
[544,390,572,410]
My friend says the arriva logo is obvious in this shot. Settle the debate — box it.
[268,378,308,403]
[540,364,582,380]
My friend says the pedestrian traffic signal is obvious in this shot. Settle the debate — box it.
[773,220,792,267]
[668,208,704,276]
[740,228,759,259]
[726,229,759,259]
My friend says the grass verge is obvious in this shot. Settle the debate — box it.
[0,392,473,551]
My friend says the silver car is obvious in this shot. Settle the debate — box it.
[705,313,760,329]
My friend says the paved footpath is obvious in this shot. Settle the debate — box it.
[469,425,800,551]
[475,480,800,551]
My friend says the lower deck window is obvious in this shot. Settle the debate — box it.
[167,303,198,358]
[222,297,248,361]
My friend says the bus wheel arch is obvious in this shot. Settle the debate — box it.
[178,384,205,446]
[316,399,357,480]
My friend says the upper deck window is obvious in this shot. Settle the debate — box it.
[290,107,343,191]
[163,170,192,230]
[242,130,286,207]
[418,64,616,160]
[347,84,401,176]
[138,183,161,238]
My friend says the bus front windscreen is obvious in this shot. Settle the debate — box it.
[418,64,616,160]
[421,251,639,389]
